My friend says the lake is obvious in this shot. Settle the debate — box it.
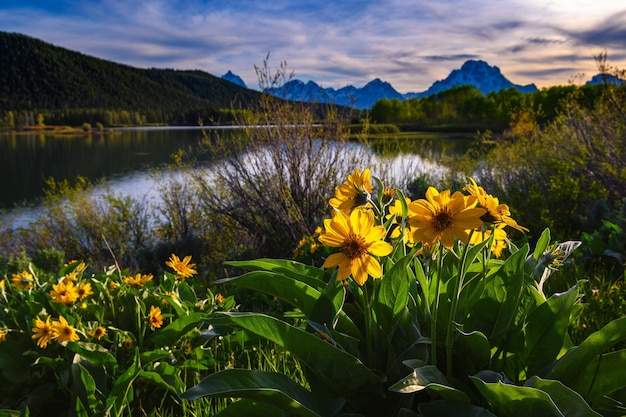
[0,127,474,225]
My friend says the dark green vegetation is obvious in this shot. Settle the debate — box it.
[0,31,263,126]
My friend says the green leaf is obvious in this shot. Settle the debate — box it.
[418,400,497,417]
[66,342,118,372]
[214,399,286,417]
[388,365,447,394]
[548,317,626,384]
[223,259,327,285]
[213,271,323,316]
[566,349,626,403]
[106,348,139,415]
[522,285,578,376]
[525,376,601,417]
[182,369,344,417]
[209,312,384,398]
[471,377,564,417]
[375,252,413,332]
[149,312,206,346]
[456,330,491,374]
[533,228,551,263]
[71,362,100,415]
[138,370,177,392]
[465,245,527,344]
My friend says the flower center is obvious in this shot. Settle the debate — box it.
[342,233,368,259]
[433,208,453,231]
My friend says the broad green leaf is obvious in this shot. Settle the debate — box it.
[456,330,491,374]
[66,342,118,372]
[567,349,626,403]
[548,317,626,384]
[522,285,578,376]
[471,377,564,417]
[533,228,551,263]
[106,348,140,415]
[214,399,286,417]
[71,362,100,415]
[388,365,449,394]
[137,370,177,392]
[375,252,413,332]
[418,400,497,417]
[149,312,207,346]
[182,369,344,417]
[465,245,527,344]
[214,271,322,316]
[209,312,384,398]
[223,259,327,286]
[525,376,601,417]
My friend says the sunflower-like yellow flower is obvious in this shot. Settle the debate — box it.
[464,178,529,233]
[319,209,393,286]
[409,187,486,249]
[32,316,55,348]
[50,281,79,304]
[329,168,374,213]
[0,328,7,343]
[11,270,34,291]
[385,197,419,246]
[53,316,80,343]
[123,273,154,287]
[470,224,508,258]
[64,272,78,282]
[147,305,164,329]
[166,254,197,280]
[77,282,93,299]
[88,325,107,341]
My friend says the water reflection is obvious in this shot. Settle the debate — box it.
[1,127,472,228]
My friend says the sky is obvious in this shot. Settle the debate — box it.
[2,0,626,93]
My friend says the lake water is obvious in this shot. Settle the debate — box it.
[0,127,473,226]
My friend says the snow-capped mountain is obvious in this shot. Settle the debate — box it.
[221,70,247,88]
[585,73,624,86]
[406,60,537,98]
[265,77,403,109]
[261,60,537,109]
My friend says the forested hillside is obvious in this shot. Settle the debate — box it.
[0,32,262,125]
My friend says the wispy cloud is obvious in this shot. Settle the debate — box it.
[1,0,625,92]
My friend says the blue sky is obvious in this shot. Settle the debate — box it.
[2,0,626,93]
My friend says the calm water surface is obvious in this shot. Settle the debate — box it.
[1,127,473,225]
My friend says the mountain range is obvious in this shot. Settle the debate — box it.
[222,60,539,109]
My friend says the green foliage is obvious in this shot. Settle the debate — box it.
[182,174,626,416]
[0,254,237,416]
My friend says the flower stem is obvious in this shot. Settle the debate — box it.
[362,283,375,368]
[431,244,444,368]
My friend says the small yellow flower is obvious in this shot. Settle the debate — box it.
[122,338,134,349]
[329,168,374,213]
[464,178,529,233]
[470,225,508,258]
[166,254,197,280]
[108,281,119,292]
[123,273,154,287]
[77,282,93,300]
[147,305,164,329]
[0,328,7,343]
[409,187,486,249]
[88,325,107,341]
[50,281,79,304]
[215,293,225,304]
[53,316,80,343]
[64,271,78,282]
[319,209,393,286]
[11,270,34,291]
[32,316,54,348]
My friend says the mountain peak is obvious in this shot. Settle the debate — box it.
[221,70,247,88]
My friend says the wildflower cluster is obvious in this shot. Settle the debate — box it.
[319,168,527,285]
[0,253,234,415]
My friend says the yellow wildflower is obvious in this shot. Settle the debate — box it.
[123,273,154,287]
[11,270,34,291]
[64,271,78,282]
[470,225,508,258]
[50,281,79,304]
[0,328,6,343]
[88,325,107,341]
[77,282,93,299]
[319,209,393,286]
[32,316,55,348]
[329,168,373,213]
[464,178,529,233]
[166,254,197,280]
[409,187,486,249]
[53,316,80,343]
[147,305,164,329]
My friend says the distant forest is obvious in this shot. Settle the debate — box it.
[0,31,622,131]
